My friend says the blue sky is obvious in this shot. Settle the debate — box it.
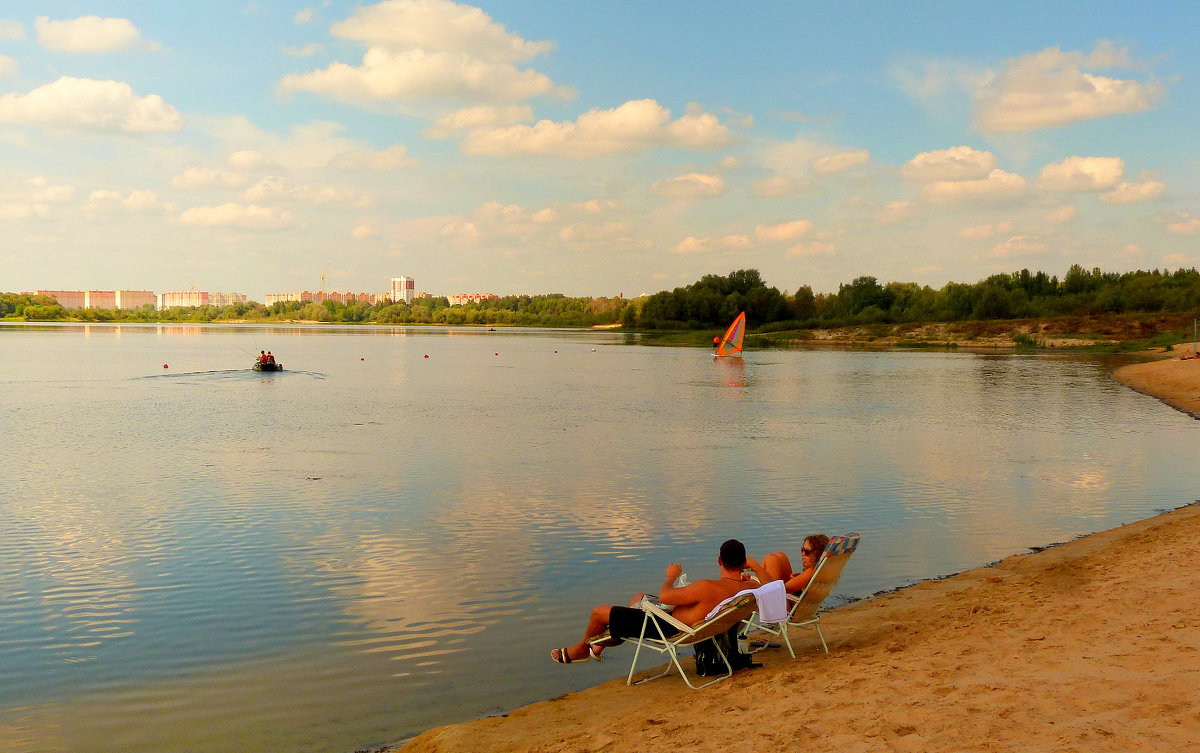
[1,1,1197,300]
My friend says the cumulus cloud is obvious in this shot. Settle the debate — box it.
[227,150,275,170]
[755,220,812,242]
[670,236,712,254]
[988,235,1047,258]
[558,221,629,243]
[902,146,996,182]
[650,172,727,199]
[440,219,479,241]
[0,55,17,78]
[811,149,869,174]
[278,0,566,107]
[0,203,52,220]
[294,8,317,24]
[425,104,532,137]
[35,16,151,53]
[2,177,75,204]
[170,167,247,189]
[1100,178,1165,204]
[242,177,374,206]
[975,42,1163,132]
[921,169,1027,204]
[751,174,806,197]
[957,220,1014,239]
[786,241,836,257]
[0,20,25,40]
[328,143,417,170]
[84,189,175,214]
[0,76,183,133]
[1166,215,1200,236]
[1119,243,1145,258]
[1037,156,1124,192]
[178,203,295,229]
[461,99,731,158]
[351,223,379,239]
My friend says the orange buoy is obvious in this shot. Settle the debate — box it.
[162,364,169,368]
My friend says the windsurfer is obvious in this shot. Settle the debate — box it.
[713,335,721,352]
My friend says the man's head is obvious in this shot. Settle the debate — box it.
[718,538,746,570]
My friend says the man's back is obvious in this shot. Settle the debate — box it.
[666,577,747,626]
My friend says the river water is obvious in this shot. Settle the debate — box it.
[0,323,1194,752]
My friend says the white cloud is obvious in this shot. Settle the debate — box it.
[650,172,727,199]
[0,202,51,220]
[328,143,418,170]
[294,8,317,24]
[461,99,731,158]
[532,208,557,223]
[755,220,811,242]
[243,177,374,206]
[957,220,1014,239]
[718,235,751,248]
[921,169,1027,204]
[351,223,379,239]
[331,0,552,62]
[902,146,996,182]
[988,235,1047,258]
[976,42,1163,132]
[227,150,274,170]
[0,76,183,133]
[0,20,25,40]
[284,43,323,57]
[1119,243,1145,258]
[1100,178,1165,204]
[1037,156,1123,192]
[670,236,711,254]
[2,177,75,204]
[84,189,175,214]
[720,155,741,168]
[558,221,629,244]
[178,203,295,229]
[278,0,565,107]
[875,201,917,224]
[425,104,532,137]
[811,149,869,174]
[751,174,805,197]
[171,167,247,189]
[786,241,836,257]
[440,219,479,241]
[1045,205,1077,224]
[35,15,148,53]
[1166,215,1200,236]
[0,55,17,78]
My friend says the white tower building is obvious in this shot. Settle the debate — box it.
[391,276,415,304]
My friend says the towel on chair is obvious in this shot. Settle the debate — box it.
[704,579,788,623]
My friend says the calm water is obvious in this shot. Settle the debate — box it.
[1,323,1195,752]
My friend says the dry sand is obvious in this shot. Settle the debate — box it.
[397,349,1200,753]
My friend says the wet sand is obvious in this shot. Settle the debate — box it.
[396,349,1200,753]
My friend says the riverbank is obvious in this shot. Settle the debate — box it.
[392,349,1200,753]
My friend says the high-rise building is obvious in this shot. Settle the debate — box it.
[115,290,157,309]
[160,290,210,308]
[35,290,86,308]
[391,276,415,304]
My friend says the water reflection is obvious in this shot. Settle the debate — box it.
[0,327,1196,753]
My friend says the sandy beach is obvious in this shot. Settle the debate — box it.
[397,349,1200,753]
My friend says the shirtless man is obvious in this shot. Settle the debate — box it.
[550,539,750,664]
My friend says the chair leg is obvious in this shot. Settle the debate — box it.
[780,622,796,659]
[814,620,829,654]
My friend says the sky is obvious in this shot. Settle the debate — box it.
[1,1,1198,301]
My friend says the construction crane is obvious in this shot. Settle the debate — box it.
[320,264,330,295]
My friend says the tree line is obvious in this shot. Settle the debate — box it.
[5,264,1200,329]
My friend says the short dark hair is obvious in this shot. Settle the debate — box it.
[719,539,746,569]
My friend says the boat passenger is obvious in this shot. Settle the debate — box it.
[257,351,266,364]
[265,351,275,364]
[745,534,830,595]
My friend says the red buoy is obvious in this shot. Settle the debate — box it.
[424,354,429,358]
[162,364,169,369]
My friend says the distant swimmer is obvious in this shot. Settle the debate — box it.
[712,335,720,353]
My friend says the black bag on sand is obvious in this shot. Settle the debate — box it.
[693,624,756,676]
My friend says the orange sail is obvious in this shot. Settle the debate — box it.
[715,311,745,357]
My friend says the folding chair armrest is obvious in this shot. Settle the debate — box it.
[638,599,693,635]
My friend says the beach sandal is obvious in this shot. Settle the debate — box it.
[550,647,589,665]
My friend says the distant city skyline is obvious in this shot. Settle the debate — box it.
[2,2,1199,299]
